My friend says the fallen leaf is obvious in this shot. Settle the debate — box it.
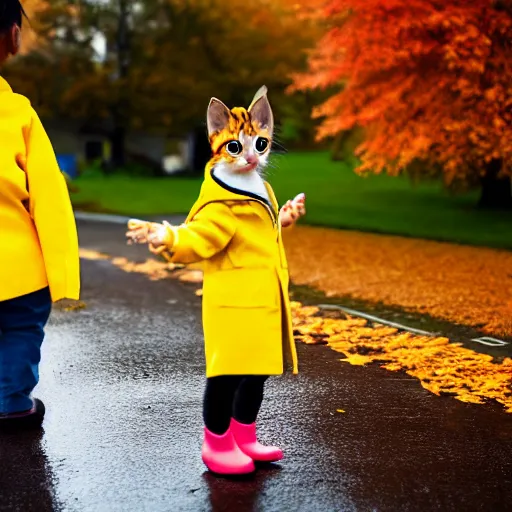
[339,354,373,366]
[63,301,87,312]
[178,270,204,283]
[79,248,109,260]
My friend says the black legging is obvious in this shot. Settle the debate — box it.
[203,375,269,435]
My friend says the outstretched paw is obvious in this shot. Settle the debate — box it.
[126,219,165,246]
[279,193,306,228]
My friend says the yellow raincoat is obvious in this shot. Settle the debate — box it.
[163,162,298,378]
[0,77,80,302]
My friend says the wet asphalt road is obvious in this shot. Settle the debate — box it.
[1,220,512,512]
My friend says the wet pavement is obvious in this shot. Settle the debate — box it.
[1,220,511,512]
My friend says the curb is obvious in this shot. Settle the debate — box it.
[318,304,433,336]
[74,211,187,224]
[318,304,508,347]
[75,211,133,224]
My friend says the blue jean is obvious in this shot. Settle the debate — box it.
[0,287,52,414]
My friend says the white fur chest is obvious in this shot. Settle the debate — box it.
[213,167,270,202]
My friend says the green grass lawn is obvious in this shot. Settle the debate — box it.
[72,152,512,249]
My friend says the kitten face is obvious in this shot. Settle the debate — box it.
[207,87,274,175]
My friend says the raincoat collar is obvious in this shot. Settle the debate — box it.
[187,161,278,224]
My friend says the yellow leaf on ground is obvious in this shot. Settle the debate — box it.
[79,248,109,260]
[455,394,484,404]
[178,270,204,283]
[63,301,87,312]
[340,354,373,366]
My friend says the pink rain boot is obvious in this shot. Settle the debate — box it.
[230,419,283,462]
[202,427,255,475]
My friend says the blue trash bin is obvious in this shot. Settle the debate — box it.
[56,154,78,179]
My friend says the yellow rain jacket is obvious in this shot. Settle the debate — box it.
[0,77,80,302]
[163,162,298,378]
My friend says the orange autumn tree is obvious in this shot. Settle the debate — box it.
[18,0,49,53]
[290,0,512,208]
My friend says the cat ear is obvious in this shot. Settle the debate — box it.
[248,85,268,110]
[248,86,273,134]
[207,98,231,137]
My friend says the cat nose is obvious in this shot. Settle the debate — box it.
[246,155,258,165]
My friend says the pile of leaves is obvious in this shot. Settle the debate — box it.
[291,302,512,413]
[284,226,512,337]
[111,256,179,281]
[79,249,203,283]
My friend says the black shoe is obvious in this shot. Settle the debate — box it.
[0,398,45,433]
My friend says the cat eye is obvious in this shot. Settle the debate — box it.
[226,140,243,156]
[254,137,269,154]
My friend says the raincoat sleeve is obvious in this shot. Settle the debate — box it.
[24,109,80,301]
[163,202,237,264]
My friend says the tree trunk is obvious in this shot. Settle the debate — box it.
[478,159,512,209]
[108,0,130,171]
[110,124,126,169]
[331,132,348,161]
